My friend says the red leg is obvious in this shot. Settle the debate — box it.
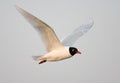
[39,60,47,64]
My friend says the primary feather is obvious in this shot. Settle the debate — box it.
[62,18,94,46]
[15,6,63,52]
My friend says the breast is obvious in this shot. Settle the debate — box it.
[45,47,72,61]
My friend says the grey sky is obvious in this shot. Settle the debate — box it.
[0,0,120,83]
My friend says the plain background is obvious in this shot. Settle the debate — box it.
[0,0,120,83]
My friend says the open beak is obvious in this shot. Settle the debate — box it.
[77,51,81,54]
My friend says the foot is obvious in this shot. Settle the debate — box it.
[39,60,47,64]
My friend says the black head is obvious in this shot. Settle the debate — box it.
[69,47,81,56]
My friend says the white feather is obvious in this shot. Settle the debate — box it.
[15,5,63,52]
[62,18,94,46]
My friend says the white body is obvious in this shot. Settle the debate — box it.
[40,47,71,61]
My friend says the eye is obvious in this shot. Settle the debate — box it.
[72,49,75,52]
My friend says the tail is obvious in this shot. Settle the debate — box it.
[32,55,43,61]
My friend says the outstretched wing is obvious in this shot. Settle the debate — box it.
[62,19,94,46]
[15,6,63,52]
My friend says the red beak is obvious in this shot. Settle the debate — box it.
[77,51,81,54]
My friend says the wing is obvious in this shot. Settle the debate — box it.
[62,19,94,46]
[15,6,63,52]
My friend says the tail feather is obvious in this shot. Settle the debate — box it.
[32,56,43,61]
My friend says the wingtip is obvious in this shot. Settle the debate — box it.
[14,5,25,14]
[14,5,20,11]
[83,17,94,28]
[88,17,94,26]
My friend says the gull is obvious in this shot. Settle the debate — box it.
[15,6,94,64]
